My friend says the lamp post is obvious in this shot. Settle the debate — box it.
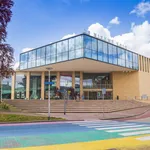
[46,67,53,120]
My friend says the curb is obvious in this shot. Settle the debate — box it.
[101,107,150,120]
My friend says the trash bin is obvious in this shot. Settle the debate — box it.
[117,95,119,100]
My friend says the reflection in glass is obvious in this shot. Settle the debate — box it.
[83,73,111,89]
[45,74,56,99]
[84,35,92,49]
[60,73,72,88]
[2,77,12,99]
[15,74,26,99]
[19,34,139,71]
[75,72,80,93]
[30,74,41,99]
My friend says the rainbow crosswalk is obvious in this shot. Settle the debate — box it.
[72,120,150,140]
[1,120,150,149]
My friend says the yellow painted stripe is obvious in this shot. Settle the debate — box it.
[4,135,150,150]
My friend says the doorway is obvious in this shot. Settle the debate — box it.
[83,91,113,100]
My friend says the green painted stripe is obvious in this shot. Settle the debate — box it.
[0,130,122,148]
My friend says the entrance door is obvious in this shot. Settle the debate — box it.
[89,92,97,100]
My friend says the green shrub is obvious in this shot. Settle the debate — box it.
[0,103,10,110]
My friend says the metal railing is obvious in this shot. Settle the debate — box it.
[83,84,113,89]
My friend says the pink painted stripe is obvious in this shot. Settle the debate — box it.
[0,121,71,127]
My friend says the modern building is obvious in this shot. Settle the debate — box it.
[1,33,150,100]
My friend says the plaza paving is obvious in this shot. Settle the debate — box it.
[1,120,150,149]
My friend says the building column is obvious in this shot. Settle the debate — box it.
[41,71,45,100]
[56,71,60,89]
[11,73,16,100]
[80,71,83,98]
[72,71,75,89]
[26,72,30,100]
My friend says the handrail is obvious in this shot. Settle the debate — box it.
[83,84,113,89]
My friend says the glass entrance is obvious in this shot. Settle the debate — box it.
[84,91,113,100]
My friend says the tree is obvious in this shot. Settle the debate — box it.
[0,0,14,103]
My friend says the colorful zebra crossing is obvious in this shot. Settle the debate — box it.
[72,120,150,139]
[1,120,150,150]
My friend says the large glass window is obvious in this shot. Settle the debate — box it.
[15,74,26,99]
[133,53,139,69]
[69,35,83,60]
[98,40,108,62]
[84,35,92,49]
[126,51,133,68]
[60,72,72,88]
[28,50,36,68]
[118,48,126,67]
[1,77,12,99]
[20,53,28,69]
[46,44,56,65]
[45,73,56,99]
[30,73,41,99]
[83,73,111,89]
[75,36,83,49]
[108,44,118,65]
[98,40,103,61]
[103,42,108,62]
[57,40,68,62]
[75,72,80,93]
[36,47,45,66]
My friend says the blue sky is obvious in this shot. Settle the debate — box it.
[6,0,150,62]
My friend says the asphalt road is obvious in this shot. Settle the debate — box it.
[1,120,150,150]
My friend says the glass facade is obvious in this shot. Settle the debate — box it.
[30,73,41,99]
[1,77,12,99]
[45,73,56,99]
[83,73,112,89]
[15,74,26,99]
[20,35,84,70]
[20,34,139,70]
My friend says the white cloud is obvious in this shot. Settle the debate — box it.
[114,21,150,56]
[22,48,33,53]
[87,21,150,57]
[130,1,150,17]
[109,17,120,25]
[62,33,76,39]
[88,23,111,38]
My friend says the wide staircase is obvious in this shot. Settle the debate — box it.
[4,100,150,113]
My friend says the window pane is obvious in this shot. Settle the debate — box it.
[51,44,56,55]
[46,57,50,64]
[92,38,97,51]
[85,49,92,58]
[69,50,75,60]
[50,55,56,63]
[76,49,83,58]
[103,42,108,62]
[62,52,68,61]
[57,42,62,54]
[92,50,97,60]
[62,40,68,52]
[84,35,92,49]
[57,53,62,62]
[41,47,45,57]
[46,45,50,56]
[69,38,75,51]
[75,36,83,49]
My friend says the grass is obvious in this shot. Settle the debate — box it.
[0,114,65,122]
[0,102,10,110]
[0,102,20,112]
